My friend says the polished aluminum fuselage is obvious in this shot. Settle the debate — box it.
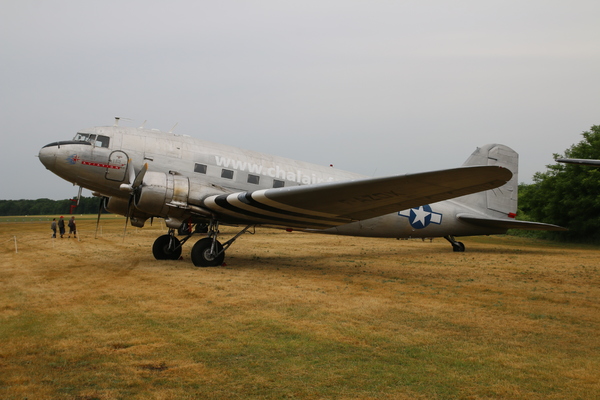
[39,125,511,238]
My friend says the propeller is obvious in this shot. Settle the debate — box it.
[94,197,105,239]
[121,161,148,240]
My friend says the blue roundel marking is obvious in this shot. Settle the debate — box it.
[410,204,433,229]
[398,205,443,229]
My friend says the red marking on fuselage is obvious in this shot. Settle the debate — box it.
[81,161,121,169]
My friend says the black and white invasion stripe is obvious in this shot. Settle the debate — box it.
[203,189,351,229]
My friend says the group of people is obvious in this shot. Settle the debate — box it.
[50,216,76,238]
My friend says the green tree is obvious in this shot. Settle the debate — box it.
[519,125,600,242]
[0,197,103,216]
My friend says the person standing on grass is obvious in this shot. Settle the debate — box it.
[68,216,77,238]
[51,218,57,238]
[58,216,65,238]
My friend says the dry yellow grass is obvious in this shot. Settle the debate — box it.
[1,216,599,399]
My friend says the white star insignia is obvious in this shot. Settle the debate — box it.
[411,206,430,226]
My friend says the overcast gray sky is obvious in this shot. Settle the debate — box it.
[1,0,599,200]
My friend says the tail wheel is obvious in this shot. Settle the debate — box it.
[152,234,182,260]
[452,242,465,252]
[191,238,224,267]
[445,235,466,252]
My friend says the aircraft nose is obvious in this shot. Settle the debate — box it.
[38,143,58,170]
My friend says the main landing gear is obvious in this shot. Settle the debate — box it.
[151,220,254,267]
[152,234,183,260]
[444,235,465,252]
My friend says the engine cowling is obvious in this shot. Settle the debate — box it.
[134,171,218,228]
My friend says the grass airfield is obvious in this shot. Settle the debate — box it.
[1,216,599,399]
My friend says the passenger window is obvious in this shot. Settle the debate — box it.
[273,180,285,188]
[221,169,234,179]
[247,174,260,184]
[194,163,207,174]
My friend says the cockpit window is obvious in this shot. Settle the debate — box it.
[73,133,110,148]
[95,135,110,148]
[73,133,90,142]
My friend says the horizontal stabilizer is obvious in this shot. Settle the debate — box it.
[457,214,567,231]
[556,158,600,167]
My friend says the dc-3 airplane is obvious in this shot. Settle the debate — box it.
[38,118,566,267]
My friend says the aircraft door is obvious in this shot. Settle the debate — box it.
[105,150,129,182]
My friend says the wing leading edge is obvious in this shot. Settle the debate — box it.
[201,165,512,229]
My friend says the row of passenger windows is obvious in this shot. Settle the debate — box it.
[194,163,285,188]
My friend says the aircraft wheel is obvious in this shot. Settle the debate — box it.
[152,234,182,260]
[191,238,224,267]
[452,242,465,252]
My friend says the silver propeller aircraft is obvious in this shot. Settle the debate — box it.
[38,118,565,267]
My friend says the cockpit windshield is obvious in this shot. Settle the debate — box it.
[73,133,110,148]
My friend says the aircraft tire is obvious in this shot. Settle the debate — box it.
[152,234,182,260]
[453,242,465,252]
[191,238,225,267]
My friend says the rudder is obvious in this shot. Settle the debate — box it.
[458,144,518,218]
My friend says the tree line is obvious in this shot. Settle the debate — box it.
[0,197,102,216]
[517,125,600,243]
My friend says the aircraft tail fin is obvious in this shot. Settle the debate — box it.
[456,144,519,219]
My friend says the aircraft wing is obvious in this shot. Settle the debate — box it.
[457,214,567,231]
[556,158,600,167]
[201,165,512,229]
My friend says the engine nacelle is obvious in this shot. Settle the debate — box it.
[134,172,218,228]
[134,171,188,216]
[103,196,152,227]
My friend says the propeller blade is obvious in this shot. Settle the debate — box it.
[122,162,148,241]
[128,158,135,186]
[120,161,147,193]
[94,197,104,239]
[123,195,133,241]
[132,163,148,189]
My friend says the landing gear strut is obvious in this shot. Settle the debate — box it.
[444,235,465,252]
[152,221,254,267]
[190,221,254,267]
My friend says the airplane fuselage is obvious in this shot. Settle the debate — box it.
[39,125,508,240]
[41,126,361,197]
